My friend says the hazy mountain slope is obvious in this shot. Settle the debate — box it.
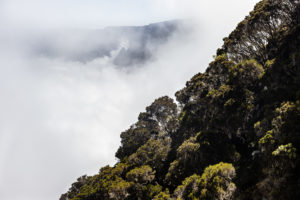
[33,20,186,67]
[61,0,300,199]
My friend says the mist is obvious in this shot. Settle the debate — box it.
[0,1,259,199]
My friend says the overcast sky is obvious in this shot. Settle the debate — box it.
[0,1,259,200]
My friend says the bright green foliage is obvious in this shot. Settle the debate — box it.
[166,131,236,187]
[71,175,132,200]
[100,163,129,179]
[65,164,133,200]
[153,189,171,200]
[165,136,200,185]
[106,178,132,200]
[69,175,102,200]
[199,162,236,200]
[165,160,180,184]
[271,101,300,144]
[229,59,264,88]
[259,130,275,145]
[272,143,297,159]
[59,175,89,200]
[268,143,298,181]
[214,53,227,62]
[207,85,231,99]
[207,53,234,76]
[125,166,161,199]
[254,121,261,130]
[174,162,236,200]
[265,59,276,69]
[253,120,269,137]
[177,136,200,160]
[255,101,300,199]
[165,135,200,185]
[128,138,171,171]
[126,165,155,184]
[143,184,163,199]
[174,174,201,200]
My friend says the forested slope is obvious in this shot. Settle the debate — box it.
[61,1,300,199]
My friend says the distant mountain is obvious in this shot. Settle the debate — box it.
[33,20,187,67]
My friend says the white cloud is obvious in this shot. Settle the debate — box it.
[1,0,258,28]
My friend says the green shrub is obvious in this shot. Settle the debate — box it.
[259,130,275,145]
[174,162,236,200]
[126,165,155,184]
[272,143,297,159]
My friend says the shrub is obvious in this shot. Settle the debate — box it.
[126,165,155,184]
[174,162,236,200]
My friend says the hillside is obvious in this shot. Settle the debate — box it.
[61,0,300,199]
[33,20,185,67]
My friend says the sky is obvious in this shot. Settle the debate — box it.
[0,1,259,200]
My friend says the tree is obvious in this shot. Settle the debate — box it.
[126,166,156,200]
[128,138,171,172]
[174,162,236,200]
[221,0,300,64]
[116,96,178,160]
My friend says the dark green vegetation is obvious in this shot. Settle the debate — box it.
[61,1,300,199]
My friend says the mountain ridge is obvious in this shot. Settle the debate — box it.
[33,20,188,67]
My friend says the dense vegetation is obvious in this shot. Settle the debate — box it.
[61,0,300,199]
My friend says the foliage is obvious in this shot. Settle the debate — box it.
[128,138,171,171]
[174,162,236,200]
[59,175,89,200]
[206,85,231,99]
[126,165,155,184]
[116,96,178,160]
[228,59,264,88]
[221,0,300,63]
[165,131,236,187]
[258,130,275,145]
[153,189,171,200]
[272,143,297,159]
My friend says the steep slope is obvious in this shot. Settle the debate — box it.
[61,0,300,199]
